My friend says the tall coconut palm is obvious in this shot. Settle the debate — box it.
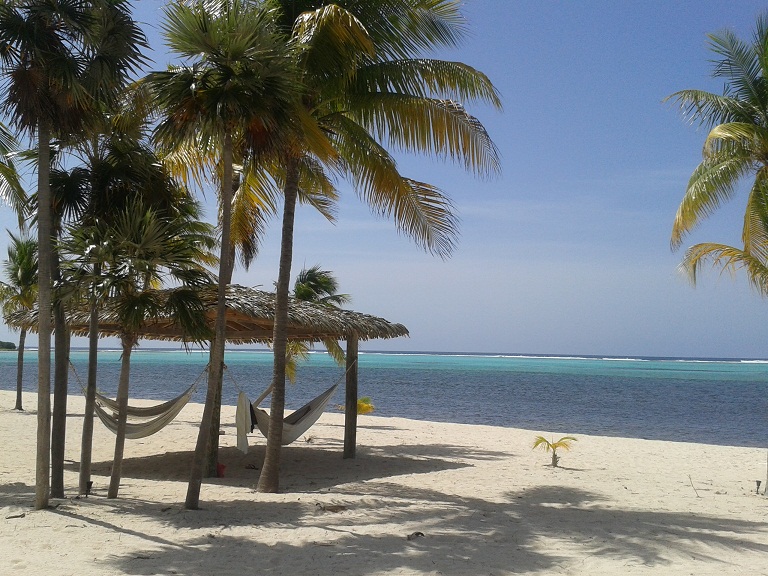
[0,0,91,508]
[55,0,147,500]
[669,14,768,257]
[146,0,300,509]
[59,197,216,498]
[0,0,146,508]
[255,0,501,493]
[0,231,38,411]
[49,103,213,496]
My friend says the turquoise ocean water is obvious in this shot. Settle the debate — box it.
[1,348,766,448]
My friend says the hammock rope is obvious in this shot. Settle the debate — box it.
[70,361,208,438]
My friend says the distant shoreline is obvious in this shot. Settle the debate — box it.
[6,345,768,363]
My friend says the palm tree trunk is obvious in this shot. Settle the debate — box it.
[79,288,100,495]
[343,335,358,458]
[205,181,238,478]
[14,328,26,411]
[108,333,135,499]
[51,287,70,498]
[35,121,53,510]
[257,156,300,493]
[186,132,234,510]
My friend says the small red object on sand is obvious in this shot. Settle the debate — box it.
[216,463,226,478]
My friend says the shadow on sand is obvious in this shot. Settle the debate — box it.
[37,481,768,576]
[34,430,768,576]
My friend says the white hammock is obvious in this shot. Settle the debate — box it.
[94,388,193,418]
[236,383,338,452]
[71,362,206,439]
[93,386,195,439]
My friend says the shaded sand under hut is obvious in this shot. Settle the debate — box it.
[9,284,409,456]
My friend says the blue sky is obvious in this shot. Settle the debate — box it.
[3,0,768,358]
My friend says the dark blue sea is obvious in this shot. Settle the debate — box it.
[1,348,766,448]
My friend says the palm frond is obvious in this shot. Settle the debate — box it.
[295,155,338,220]
[532,435,577,452]
[231,167,282,269]
[679,241,768,294]
[292,4,374,82]
[707,28,764,109]
[353,58,502,109]
[328,114,459,257]
[704,122,768,154]
[348,94,500,176]
[345,0,467,60]
[665,89,759,126]
[741,170,768,260]
[0,121,25,223]
[671,146,754,248]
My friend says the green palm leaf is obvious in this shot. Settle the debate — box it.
[671,146,754,248]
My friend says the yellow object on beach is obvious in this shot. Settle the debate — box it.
[357,397,375,414]
[336,397,375,414]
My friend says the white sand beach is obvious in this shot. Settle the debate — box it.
[1,389,767,575]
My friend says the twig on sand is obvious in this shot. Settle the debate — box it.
[316,503,347,513]
[688,475,701,498]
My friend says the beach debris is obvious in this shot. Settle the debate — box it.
[687,475,701,498]
[316,503,347,513]
[407,531,425,541]
[764,449,768,495]
[6,512,25,519]
[532,435,577,467]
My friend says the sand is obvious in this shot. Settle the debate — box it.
[0,389,767,575]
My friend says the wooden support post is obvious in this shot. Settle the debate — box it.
[343,335,358,459]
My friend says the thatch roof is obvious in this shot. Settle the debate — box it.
[7,284,408,344]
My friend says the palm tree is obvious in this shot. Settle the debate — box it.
[0,0,146,509]
[146,0,299,509]
[669,15,768,260]
[0,0,90,508]
[59,197,216,498]
[274,265,350,384]
[290,265,349,366]
[0,231,38,411]
[294,265,350,307]
[50,102,214,496]
[532,435,577,467]
[256,0,502,493]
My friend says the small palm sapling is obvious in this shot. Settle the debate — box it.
[533,436,577,467]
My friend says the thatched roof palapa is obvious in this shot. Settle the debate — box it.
[7,284,409,344]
